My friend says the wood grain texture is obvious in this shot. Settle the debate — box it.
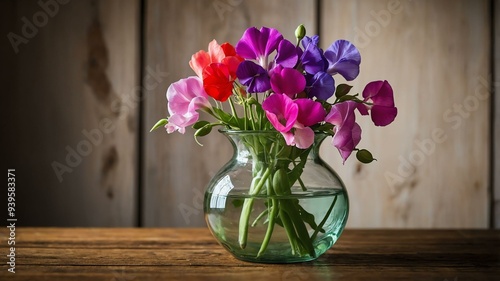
[143,0,316,226]
[0,228,498,280]
[0,0,139,226]
[494,0,500,229]
[320,0,491,228]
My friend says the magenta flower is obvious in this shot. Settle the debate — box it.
[275,39,299,68]
[270,65,306,98]
[262,94,298,133]
[282,99,326,149]
[358,80,397,126]
[165,77,212,134]
[236,27,283,64]
[324,40,361,81]
[325,101,362,163]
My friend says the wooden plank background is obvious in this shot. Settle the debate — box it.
[0,0,496,228]
[320,0,490,228]
[495,0,500,229]
[1,0,139,226]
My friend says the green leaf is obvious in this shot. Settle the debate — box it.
[194,124,212,137]
[150,119,168,132]
[298,205,324,233]
[192,120,210,129]
[356,149,376,164]
[338,94,358,102]
[335,84,353,98]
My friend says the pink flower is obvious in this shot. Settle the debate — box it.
[358,80,397,126]
[262,93,298,133]
[165,77,212,134]
[263,95,325,149]
[282,99,326,149]
[325,101,362,163]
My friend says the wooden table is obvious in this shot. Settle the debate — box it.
[0,228,499,280]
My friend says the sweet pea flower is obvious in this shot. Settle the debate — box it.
[262,94,298,133]
[202,63,235,102]
[325,101,362,163]
[236,61,271,93]
[282,99,326,149]
[189,40,242,79]
[236,26,283,68]
[358,80,398,126]
[301,35,327,75]
[166,76,212,134]
[275,39,299,68]
[324,40,361,81]
[270,65,306,98]
[305,72,335,100]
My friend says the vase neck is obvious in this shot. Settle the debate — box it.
[222,131,328,163]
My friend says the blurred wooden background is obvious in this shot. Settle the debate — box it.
[1,0,497,228]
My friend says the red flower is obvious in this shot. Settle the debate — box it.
[202,63,234,102]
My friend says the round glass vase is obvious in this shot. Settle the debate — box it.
[204,130,349,263]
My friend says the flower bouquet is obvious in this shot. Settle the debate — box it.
[152,25,397,262]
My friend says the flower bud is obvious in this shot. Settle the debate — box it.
[295,24,306,41]
[356,149,376,164]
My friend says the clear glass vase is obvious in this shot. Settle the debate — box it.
[204,130,349,263]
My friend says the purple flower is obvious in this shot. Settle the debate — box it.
[270,65,306,98]
[305,72,335,100]
[166,77,212,134]
[275,39,299,68]
[300,35,326,74]
[358,80,397,126]
[262,94,298,133]
[325,101,362,163]
[236,61,271,93]
[236,27,283,63]
[324,40,361,81]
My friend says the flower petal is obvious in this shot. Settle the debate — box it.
[305,72,335,100]
[275,39,298,68]
[294,98,326,126]
[236,61,271,93]
[324,40,361,81]
[371,105,398,126]
[292,127,315,149]
[236,26,283,60]
[270,65,306,97]
[202,63,234,101]
[262,94,298,132]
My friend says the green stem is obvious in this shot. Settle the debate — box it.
[257,198,278,257]
[311,195,338,241]
[251,209,268,227]
[238,166,273,249]
[281,199,316,257]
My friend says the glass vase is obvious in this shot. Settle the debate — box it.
[204,130,349,263]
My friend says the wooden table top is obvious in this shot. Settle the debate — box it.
[0,228,499,280]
